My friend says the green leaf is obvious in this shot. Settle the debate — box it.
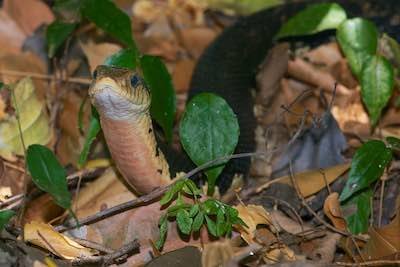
[203,199,219,215]
[0,210,15,231]
[81,0,137,49]
[77,95,88,134]
[46,20,76,58]
[167,203,192,216]
[104,48,138,70]
[276,3,347,39]
[386,136,400,151]
[337,18,378,77]
[156,214,168,250]
[341,188,373,234]
[182,179,202,196]
[141,55,176,142]
[204,214,217,237]
[189,204,199,217]
[176,209,192,235]
[206,0,283,16]
[78,106,101,168]
[192,210,204,232]
[216,208,226,236]
[180,93,239,195]
[27,144,71,209]
[340,140,392,202]
[159,180,185,206]
[360,55,394,126]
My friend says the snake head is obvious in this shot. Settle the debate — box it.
[89,65,151,120]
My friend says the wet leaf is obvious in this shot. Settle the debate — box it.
[361,55,394,126]
[0,210,15,231]
[277,3,347,39]
[46,20,76,58]
[180,93,239,195]
[177,209,192,235]
[156,214,168,250]
[386,136,400,150]
[159,180,185,206]
[337,18,378,77]
[192,210,204,232]
[189,204,199,217]
[205,214,217,237]
[216,208,226,236]
[104,48,138,70]
[78,106,101,168]
[341,188,373,234]
[81,0,136,49]
[340,140,392,202]
[27,144,71,209]
[141,55,176,142]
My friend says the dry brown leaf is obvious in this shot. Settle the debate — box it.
[202,239,234,267]
[235,204,273,244]
[323,192,347,231]
[24,221,96,260]
[80,41,122,73]
[3,0,54,36]
[0,186,11,202]
[264,245,297,264]
[309,233,341,263]
[270,210,311,236]
[132,0,165,24]
[361,214,400,260]
[180,27,217,58]
[23,193,64,224]
[257,163,350,198]
[172,59,195,93]
[0,10,26,55]
[304,42,343,67]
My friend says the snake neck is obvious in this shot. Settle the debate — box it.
[100,113,171,195]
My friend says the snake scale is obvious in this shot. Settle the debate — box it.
[89,0,400,195]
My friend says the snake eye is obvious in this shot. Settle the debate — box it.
[130,75,140,87]
[93,70,98,79]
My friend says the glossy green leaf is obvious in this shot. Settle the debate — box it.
[340,140,392,201]
[103,48,138,70]
[189,204,199,218]
[180,93,239,195]
[206,0,283,16]
[337,18,378,77]
[81,0,137,49]
[205,214,217,237]
[276,3,347,39]
[177,209,192,235]
[216,208,226,236]
[203,199,219,215]
[46,20,77,58]
[159,180,185,206]
[386,136,400,151]
[0,210,15,231]
[182,179,201,196]
[27,144,71,209]
[167,203,191,216]
[361,55,394,126]
[156,214,168,250]
[192,210,204,232]
[78,106,101,168]
[141,55,176,142]
[341,188,373,234]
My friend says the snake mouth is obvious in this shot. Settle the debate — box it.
[89,78,150,120]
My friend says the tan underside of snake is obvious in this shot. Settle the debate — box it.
[89,65,171,195]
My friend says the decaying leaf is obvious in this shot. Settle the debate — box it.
[24,221,96,260]
[323,192,347,231]
[80,41,122,73]
[235,204,273,244]
[0,78,52,161]
[202,239,234,267]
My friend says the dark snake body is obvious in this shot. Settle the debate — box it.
[174,0,400,193]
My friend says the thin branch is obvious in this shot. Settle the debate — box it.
[335,260,400,266]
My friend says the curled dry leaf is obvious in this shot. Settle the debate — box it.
[202,239,234,267]
[234,204,273,244]
[323,192,347,231]
[264,244,296,264]
[0,77,52,161]
[0,10,26,55]
[24,221,96,260]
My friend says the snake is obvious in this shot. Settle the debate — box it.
[88,0,400,196]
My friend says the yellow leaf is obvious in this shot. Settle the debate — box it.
[0,78,52,160]
[24,221,96,260]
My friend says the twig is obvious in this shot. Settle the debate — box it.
[69,236,114,254]
[72,239,139,266]
[335,260,400,266]
[0,69,91,85]
[55,152,270,232]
